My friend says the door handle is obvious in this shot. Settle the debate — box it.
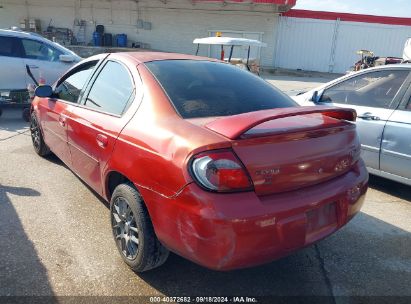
[58,115,66,127]
[96,134,108,148]
[357,112,380,121]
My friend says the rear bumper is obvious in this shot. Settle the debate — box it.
[140,160,368,271]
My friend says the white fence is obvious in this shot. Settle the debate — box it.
[274,16,411,73]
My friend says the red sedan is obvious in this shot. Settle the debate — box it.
[30,52,368,272]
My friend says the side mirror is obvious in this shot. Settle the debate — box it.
[310,90,324,103]
[59,54,76,63]
[35,85,53,98]
[311,91,318,102]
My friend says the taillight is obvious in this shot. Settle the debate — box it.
[190,150,253,193]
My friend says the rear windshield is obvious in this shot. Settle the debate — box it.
[145,60,297,119]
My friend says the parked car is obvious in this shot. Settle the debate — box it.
[0,29,81,91]
[293,65,411,186]
[30,52,368,272]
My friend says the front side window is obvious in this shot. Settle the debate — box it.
[0,36,20,57]
[321,70,409,109]
[22,39,63,62]
[145,60,296,119]
[55,61,97,103]
[84,61,134,115]
[407,97,411,111]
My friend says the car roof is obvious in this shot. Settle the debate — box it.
[0,29,44,40]
[118,52,221,64]
[0,28,80,58]
[360,63,411,71]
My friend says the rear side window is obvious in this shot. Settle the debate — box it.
[85,61,134,115]
[145,60,296,119]
[0,36,20,57]
[22,39,63,62]
[407,97,411,111]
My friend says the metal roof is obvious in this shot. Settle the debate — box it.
[0,29,44,39]
[196,0,296,5]
[283,9,411,26]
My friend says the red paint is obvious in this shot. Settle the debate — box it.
[38,98,73,166]
[32,52,368,271]
[284,9,411,27]
[190,150,253,192]
[205,106,356,139]
[139,160,367,270]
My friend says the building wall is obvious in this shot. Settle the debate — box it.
[275,15,411,73]
[332,22,411,73]
[0,0,280,67]
[274,17,337,72]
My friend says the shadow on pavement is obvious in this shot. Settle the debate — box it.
[0,109,29,137]
[44,153,67,168]
[138,211,411,297]
[0,184,55,296]
[368,174,411,202]
[317,211,411,296]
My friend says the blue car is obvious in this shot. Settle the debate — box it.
[294,65,411,186]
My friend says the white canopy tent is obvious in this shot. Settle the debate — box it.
[193,37,267,47]
[193,36,267,74]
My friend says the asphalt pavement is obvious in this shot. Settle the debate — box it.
[0,76,410,302]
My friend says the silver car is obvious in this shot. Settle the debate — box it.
[293,65,411,186]
[0,29,81,91]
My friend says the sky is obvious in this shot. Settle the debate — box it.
[294,0,411,18]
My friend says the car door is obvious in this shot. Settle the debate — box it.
[68,59,137,194]
[38,60,99,166]
[0,35,26,91]
[319,69,411,170]
[20,38,72,87]
[380,93,411,183]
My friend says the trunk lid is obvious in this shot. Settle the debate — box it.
[205,107,360,195]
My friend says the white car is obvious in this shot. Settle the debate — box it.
[293,65,411,186]
[0,29,81,91]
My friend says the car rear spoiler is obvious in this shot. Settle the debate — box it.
[205,106,357,139]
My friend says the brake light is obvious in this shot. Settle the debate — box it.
[190,150,253,193]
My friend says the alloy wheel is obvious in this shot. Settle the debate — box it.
[30,117,41,151]
[111,197,140,260]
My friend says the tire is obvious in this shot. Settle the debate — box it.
[110,183,169,272]
[30,112,51,157]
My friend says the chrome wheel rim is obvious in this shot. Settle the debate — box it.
[112,197,139,260]
[30,117,41,151]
